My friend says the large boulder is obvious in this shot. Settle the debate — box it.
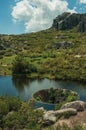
[43,110,57,126]
[61,101,86,111]
[43,110,57,123]
[54,108,77,116]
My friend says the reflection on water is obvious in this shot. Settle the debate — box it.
[12,76,30,93]
[0,76,86,102]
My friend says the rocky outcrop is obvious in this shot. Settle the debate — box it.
[52,12,86,32]
[43,108,77,126]
[38,100,86,126]
[35,107,46,112]
[61,101,86,111]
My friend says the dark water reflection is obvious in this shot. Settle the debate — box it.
[0,76,86,102]
[12,76,31,93]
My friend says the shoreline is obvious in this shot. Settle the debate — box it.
[0,74,86,83]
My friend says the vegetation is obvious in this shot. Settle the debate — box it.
[0,96,43,130]
[12,54,37,76]
[0,29,86,82]
[0,96,86,130]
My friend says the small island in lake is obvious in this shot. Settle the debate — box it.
[33,88,78,109]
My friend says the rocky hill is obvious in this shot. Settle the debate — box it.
[52,12,86,32]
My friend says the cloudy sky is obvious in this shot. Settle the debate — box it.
[0,0,86,34]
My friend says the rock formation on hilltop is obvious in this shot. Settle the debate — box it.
[52,12,86,32]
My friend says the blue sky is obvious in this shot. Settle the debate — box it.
[0,0,86,34]
[0,0,24,34]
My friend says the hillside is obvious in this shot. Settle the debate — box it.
[0,12,86,82]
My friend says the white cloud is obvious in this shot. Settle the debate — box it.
[80,0,86,3]
[12,0,76,33]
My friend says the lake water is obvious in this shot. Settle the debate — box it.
[0,76,86,110]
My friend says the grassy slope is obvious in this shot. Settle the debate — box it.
[0,29,86,81]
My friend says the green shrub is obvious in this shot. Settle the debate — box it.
[63,111,72,118]
[36,97,41,101]
[67,94,78,102]
[3,112,21,129]
[0,99,9,115]
[6,97,22,111]
[55,102,63,110]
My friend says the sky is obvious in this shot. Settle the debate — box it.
[0,0,86,34]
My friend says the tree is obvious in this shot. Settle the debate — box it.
[12,54,37,75]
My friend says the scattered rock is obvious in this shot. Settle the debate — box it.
[61,101,86,111]
[55,35,70,39]
[53,41,74,49]
[42,120,54,126]
[35,107,46,112]
[74,55,86,58]
[2,64,7,67]
[74,55,81,58]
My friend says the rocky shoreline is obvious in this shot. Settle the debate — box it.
[35,100,86,126]
[33,88,86,127]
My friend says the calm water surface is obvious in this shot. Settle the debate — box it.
[0,76,86,110]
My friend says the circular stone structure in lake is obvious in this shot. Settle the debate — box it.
[33,88,78,105]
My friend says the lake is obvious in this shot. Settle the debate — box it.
[0,76,86,110]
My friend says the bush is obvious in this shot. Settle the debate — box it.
[67,94,78,102]
[0,99,9,115]
[6,97,22,111]
[3,112,21,129]
[0,97,43,130]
